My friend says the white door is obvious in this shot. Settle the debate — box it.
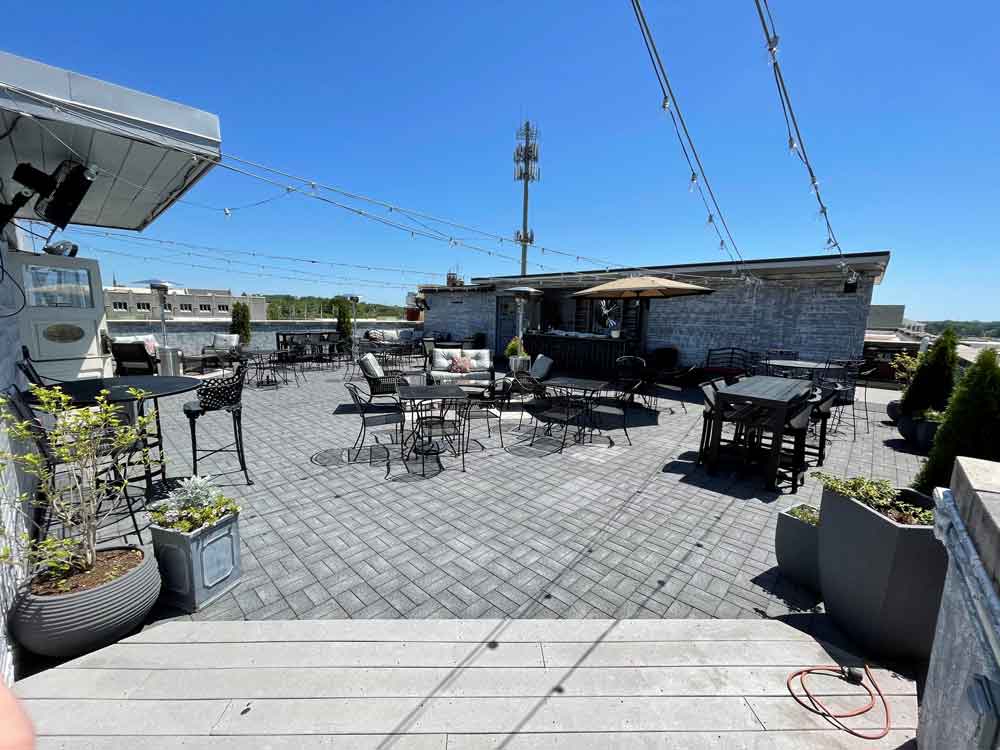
[6,251,112,381]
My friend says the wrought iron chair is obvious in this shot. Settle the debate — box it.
[592,379,643,446]
[467,377,515,448]
[764,349,800,378]
[17,346,73,388]
[182,363,252,485]
[408,397,473,474]
[528,386,589,454]
[344,382,405,464]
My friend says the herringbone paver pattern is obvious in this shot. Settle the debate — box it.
[140,366,920,625]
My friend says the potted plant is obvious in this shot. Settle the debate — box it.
[886,351,921,422]
[775,503,820,593]
[505,337,530,373]
[913,348,1000,494]
[913,409,944,453]
[813,472,946,662]
[898,329,958,445]
[0,385,162,659]
[149,475,241,613]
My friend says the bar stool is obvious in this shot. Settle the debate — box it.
[183,363,252,485]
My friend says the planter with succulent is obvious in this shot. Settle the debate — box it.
[813,472,946,662]
[504,337,530,373]
[149,475,241,613]
[775,503,820,593]
[0,385,162,659]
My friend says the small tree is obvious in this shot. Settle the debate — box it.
[0,386,155,589]
[335,297,353,339]
[229,301,252,346]
[913,349,1000,494]
[901,328,959,416]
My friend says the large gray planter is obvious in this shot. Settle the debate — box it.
[818,486,947,662]
[151,512,241,613]
[10,545,160,658]
[915,419,940,453]
[775,504,820,593]
[897,414,917,442]
[885,399,902,423]
[508,356,530,373]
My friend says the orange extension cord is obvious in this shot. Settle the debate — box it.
[786,663,891,741]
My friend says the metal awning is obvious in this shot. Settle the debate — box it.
[0,51,221,230]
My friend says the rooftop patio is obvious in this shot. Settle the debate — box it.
[135,368,919,625]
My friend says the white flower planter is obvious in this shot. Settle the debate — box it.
[508,355,530,373]
[150,512,241,613]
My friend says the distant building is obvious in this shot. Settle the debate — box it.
[104,286,268,320]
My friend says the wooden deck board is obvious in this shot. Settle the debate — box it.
[16,619,918,749]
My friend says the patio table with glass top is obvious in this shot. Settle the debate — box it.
[706,375,813,489]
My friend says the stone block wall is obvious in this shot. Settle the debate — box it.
[108,319,421,356]
[422,290,497,351]
[645,275,874,366]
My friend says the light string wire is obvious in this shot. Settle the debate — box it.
[752,0,849,269]
[81,244,413,290]
[628,0,756,282]
[68,228,447,280]
[1,78,757,287]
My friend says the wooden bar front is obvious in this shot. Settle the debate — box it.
[523,333,638,377]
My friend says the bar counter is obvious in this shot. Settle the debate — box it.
[523,332,638,377]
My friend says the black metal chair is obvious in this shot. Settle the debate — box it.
[528,386,588,454]
[764,349,800,378]
[696,379,757,465]
[773,400,815,494]
[344,382,405,464]
[183,363,252,485]
[592,380,643,446]
[467,378,514,448]
[806,385,838,465]
[609,356,646,400]
[408,397,473,474]
[111,342,159,376]
[17,346,71,387]
[358,352,408,401]
[822,359,865,439]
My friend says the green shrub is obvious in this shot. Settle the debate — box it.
[901,329,958,416]
[788,504,820,526]
[913,349,1000,494]
[812,472,933,525]
[504,337,527,358]
[229,301,252,345]
[335,297,353,339]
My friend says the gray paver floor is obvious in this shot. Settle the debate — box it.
[138,365,921,626]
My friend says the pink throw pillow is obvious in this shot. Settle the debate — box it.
[448,356,473,374]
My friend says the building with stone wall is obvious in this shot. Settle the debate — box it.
[419,251,889,366]
[104,286,267,321]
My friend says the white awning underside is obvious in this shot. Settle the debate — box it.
[0,51,221,230]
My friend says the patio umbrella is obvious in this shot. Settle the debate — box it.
[571,275,713,299]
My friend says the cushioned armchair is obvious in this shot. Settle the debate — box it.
[426,348,494,383]
[358,352,410,400]
[202,333,242,370]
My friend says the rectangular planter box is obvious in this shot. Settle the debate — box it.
[818,486,946,663]
[775,504,820,593]
[150,513,241,613]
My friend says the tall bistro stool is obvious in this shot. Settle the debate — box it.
[183,362,253,485]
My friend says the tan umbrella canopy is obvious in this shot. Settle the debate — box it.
[571,275,713,299]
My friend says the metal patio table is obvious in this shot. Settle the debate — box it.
[767,359,841,378]
[396,384,470,462]
[54,375,202,493]
[707,375,813,490]
[534,376,611,445]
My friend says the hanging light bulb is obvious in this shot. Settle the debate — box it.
[767,34,780,55]
[689,171,699,192]
[661,95,671,111]
[706,213,715,226]
[788,136,799,154]
[223,208,232,217]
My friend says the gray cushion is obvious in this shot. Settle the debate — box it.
[359,353,384,378]
[529,354,554,380]
[398,329,414,341]
[430,370,492,382]
[212,333,239,349]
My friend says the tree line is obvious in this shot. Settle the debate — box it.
[925,321,1000,338]
[264,295,404,321]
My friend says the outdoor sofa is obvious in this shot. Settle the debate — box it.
[426,347,495,383]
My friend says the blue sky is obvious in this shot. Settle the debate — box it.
[5,1,998,318]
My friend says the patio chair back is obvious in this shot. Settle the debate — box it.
[615,355,646,382]
[112,342,158,376]
[529,354,554,380]
[699,381,718,410]
[786,400,814,432]
[196,362,248,413]
[17,346,47,387]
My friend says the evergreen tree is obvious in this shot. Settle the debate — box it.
[901,328,959,415]
[913,349,1000,493]
[229,301,252,345]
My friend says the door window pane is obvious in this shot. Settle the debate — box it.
[22,265,93,308]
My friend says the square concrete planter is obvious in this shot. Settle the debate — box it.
[150,512,241,613]
[775,504,820,593]
[508,356,530,373]
[818,486,946,663]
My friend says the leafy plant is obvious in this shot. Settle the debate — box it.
[335,297,354,339]
[149,475,240,534]
[0,385,156,587]
[901,329,958,416]
[787,504,819,526]
[913,349,1000,494]
[812,472,933,526]
[504,337,527,358]
[918,409,946,423]
[890,351,922,388]
[229,301,252,345]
